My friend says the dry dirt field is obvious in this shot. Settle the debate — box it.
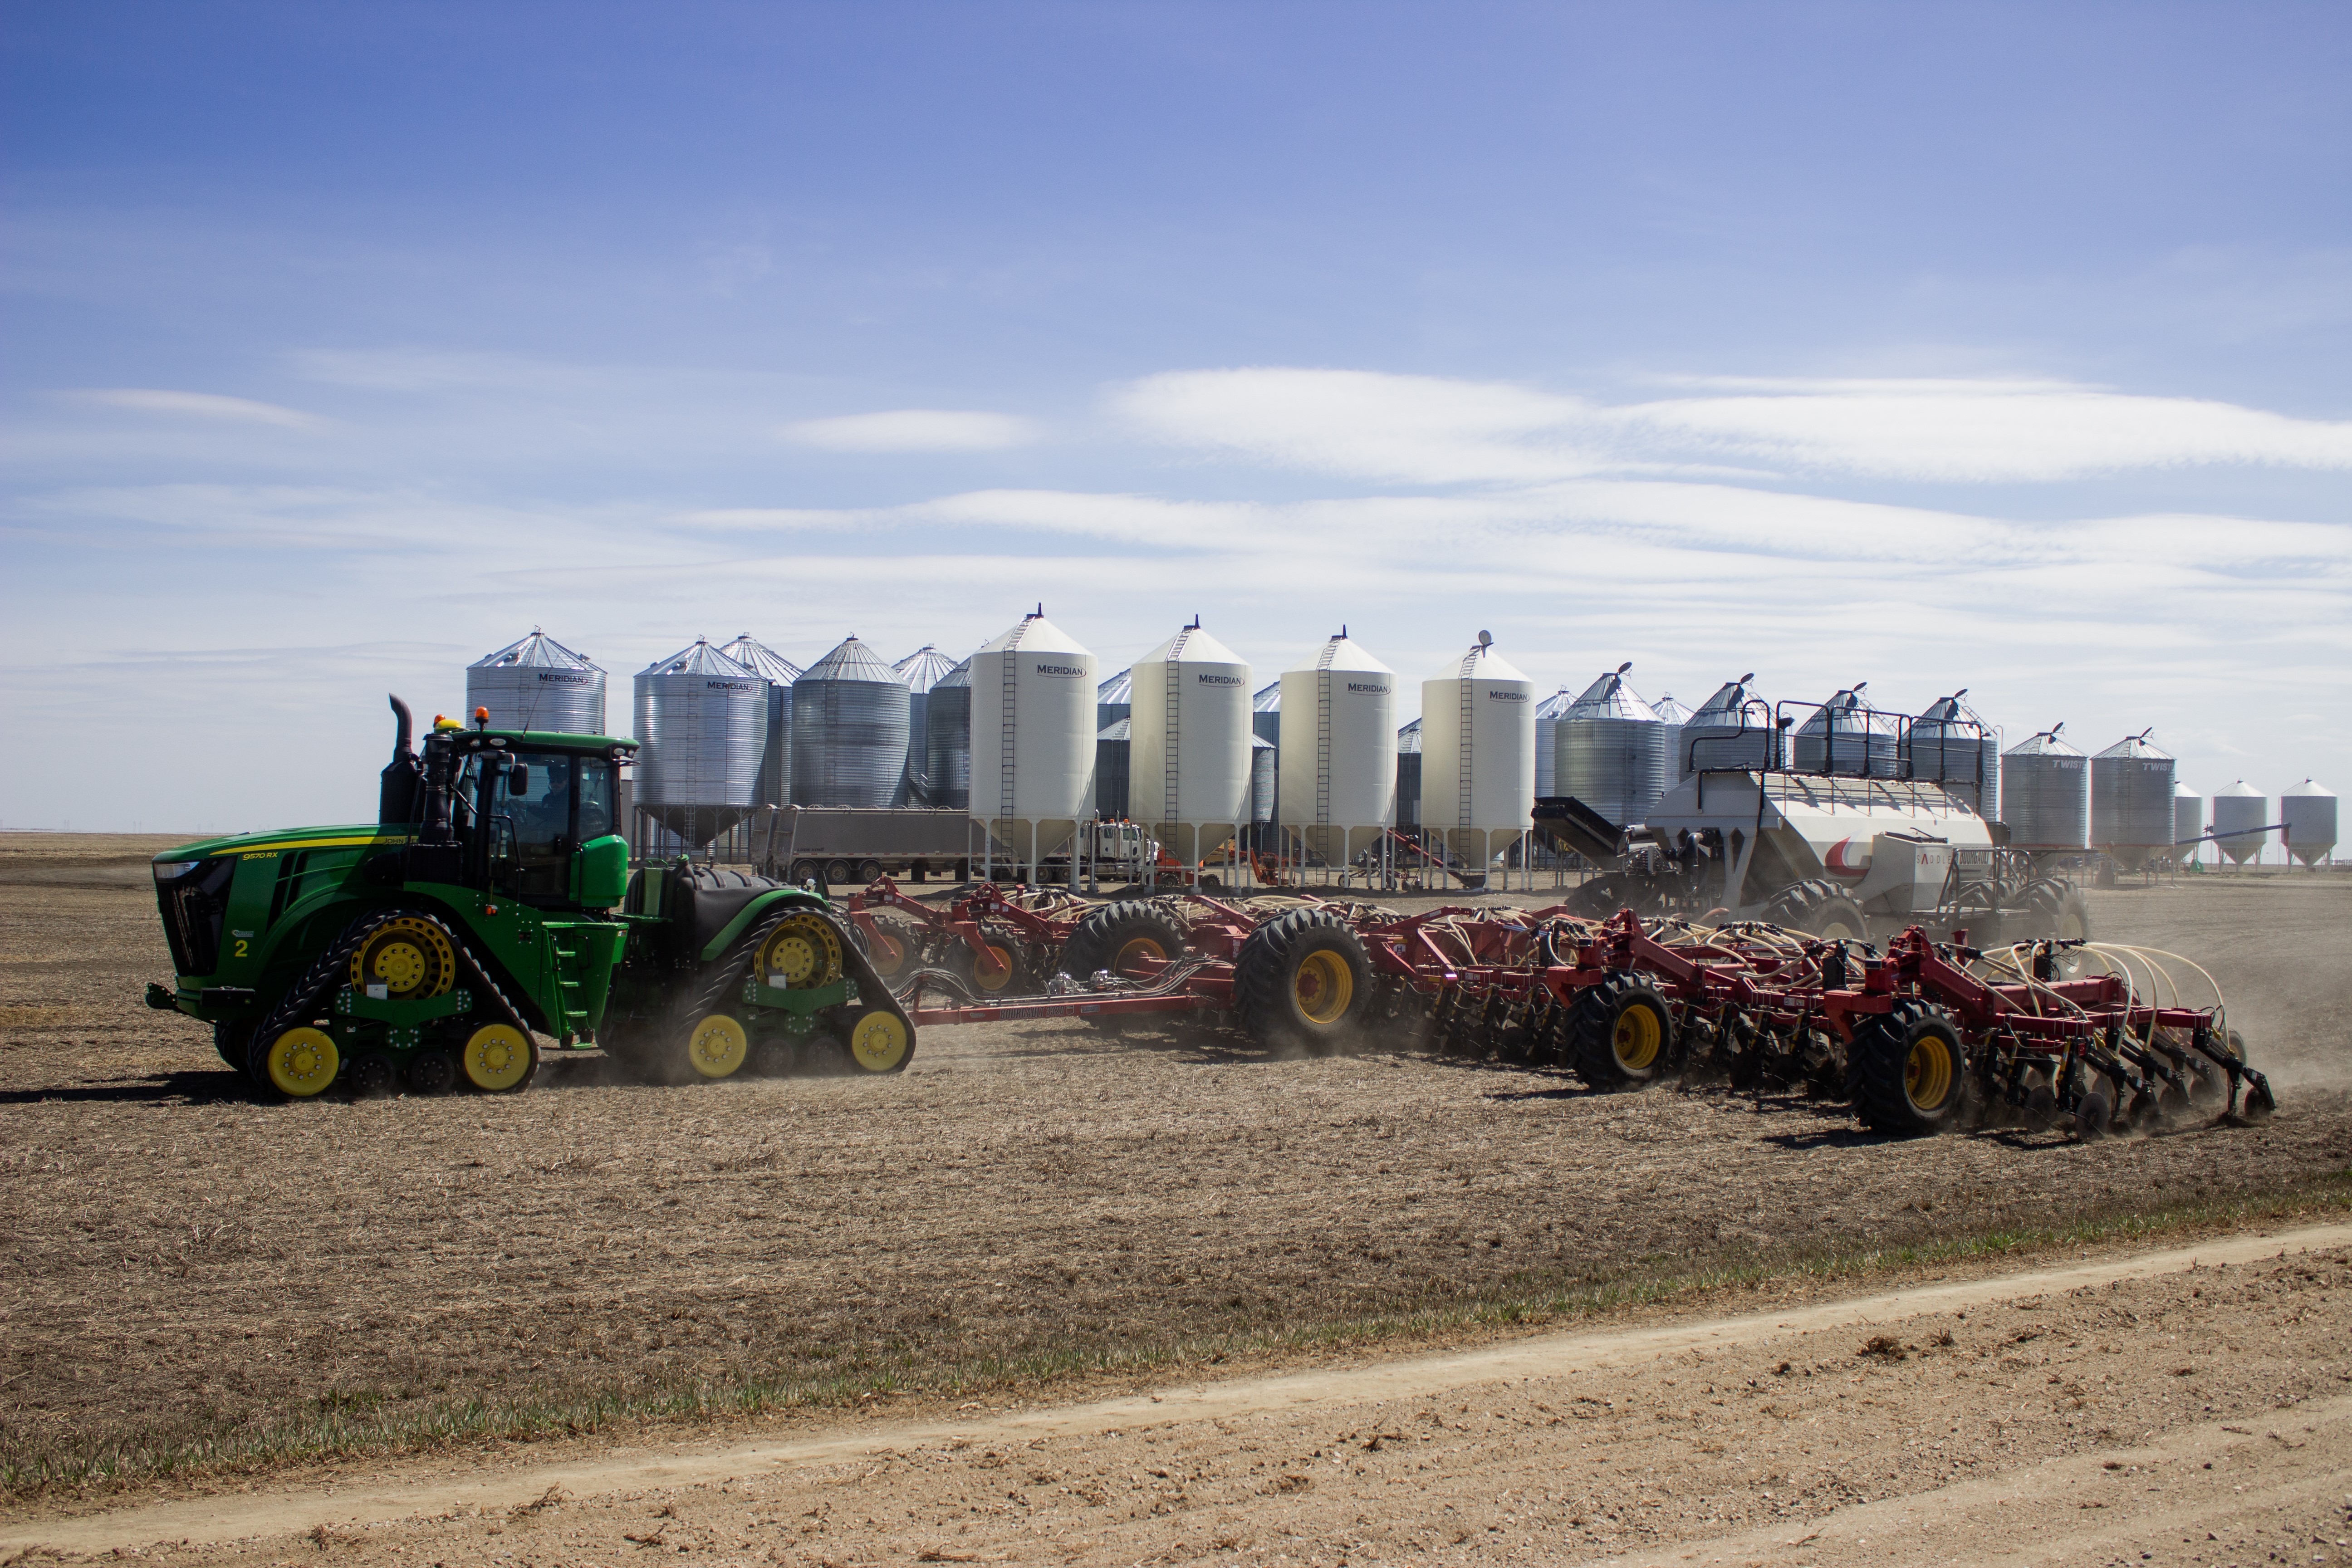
[3,833,2349,1561]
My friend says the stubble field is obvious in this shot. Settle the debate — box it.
[2,833,2347,1497]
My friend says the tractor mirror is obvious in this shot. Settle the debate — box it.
[507,764,529,794]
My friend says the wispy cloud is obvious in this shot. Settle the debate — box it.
[1117,369,2352,485]
[60,388,319,428]
[780,408,1039,453]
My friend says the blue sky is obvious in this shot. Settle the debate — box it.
[4,2,2348,834]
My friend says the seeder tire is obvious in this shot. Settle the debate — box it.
[1853,1002,1971,1136]
[1232,909,1372,1055]
[1058,904,1188,982]
[952,935,1029,997]
[2020,880,2092,944]
[1567,977,1676,1091]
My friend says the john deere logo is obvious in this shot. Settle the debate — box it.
[1488,689,1529,702]
[1034,662,1086,677]
[1196,674,1244,686]
[1346,682,1389,694]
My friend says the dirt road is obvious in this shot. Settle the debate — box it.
[4,1223,2346,1564]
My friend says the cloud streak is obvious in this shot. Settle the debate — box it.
[1116,369,2352,485]
[60,387,319,428]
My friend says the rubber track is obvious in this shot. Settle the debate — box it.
[247,906,534,1086]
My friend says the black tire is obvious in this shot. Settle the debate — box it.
[1567,976,1676,1090]
[347,1051,398,1098]
[214,1019,255,1076]
[1231,909,1373,1054]
[1853,1002,1971,1135]
[855,916,922,981]
[789,859,821,888]
[2074,1085,2114,1141]
[1762,880,1869,940]
[823,858,854,887]
[951,933,1029,997]
[405,1049,459,1095]
[2019,879,2092,943]
[856,858,886,885]
[1058,904,1188,981]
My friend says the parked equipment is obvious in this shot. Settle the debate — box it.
[143,696,913,1099]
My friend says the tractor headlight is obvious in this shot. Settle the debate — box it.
[153,860,202,881]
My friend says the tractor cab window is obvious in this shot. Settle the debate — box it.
[490,750,579,900]
[575,757,616,842]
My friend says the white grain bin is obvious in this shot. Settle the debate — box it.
[2173,781,2204,865]
[2091,730,2175,872]
[717,634,801,809]
[1420,632,1535,871]
[893,646,960,806]
[1130,620,1253,867]
[970,609,1098,873]
[1249,734,1276,826]
[632,638,768,845]
[1555,666,1672,828]
[467,629,606,735]
[1532,688,1575,798]
[2000,727,2090,852]
[1651,692,1692,790]
[1395,718,1422,828]
[2282,779,2337,868]
[790,636,911,808]
[2211,780,2268,866]
[1278,630,1398,868]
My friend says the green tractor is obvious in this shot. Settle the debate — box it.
[143,697,915,1099]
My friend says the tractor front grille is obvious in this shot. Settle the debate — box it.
[157,860,236,978]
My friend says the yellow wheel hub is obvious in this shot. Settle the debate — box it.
[1905,1034,1956,1111]
[265,1026,339,1097]
[687,1012,749,1079]
[1112,936,1168,976]
[1293,949,1353,1025]
[351,917,457,1000]
[758,912,843,990]
[462,1023,533,1091]
[848,1011,911,1073]
[969,942,1017,994]
[1612,1002,1665,1072]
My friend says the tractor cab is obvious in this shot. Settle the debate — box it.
[383,700,637,911]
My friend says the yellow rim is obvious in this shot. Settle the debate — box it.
[351,916,457,1000]
[969,942,1018,994]
[462,1023,533,1091]
[1293,949,1353,1026]
[864,924,912,978]
[1904,1032,1956,1111]
[848,1011,911,1073]
[265,1026,339,1097]
[1112,935,1168,976]
[1612,1002,1665,1072]
[686,1013,749,1079]
[757,911,843,990]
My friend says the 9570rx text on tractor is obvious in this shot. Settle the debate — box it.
[144,697,915,1099]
